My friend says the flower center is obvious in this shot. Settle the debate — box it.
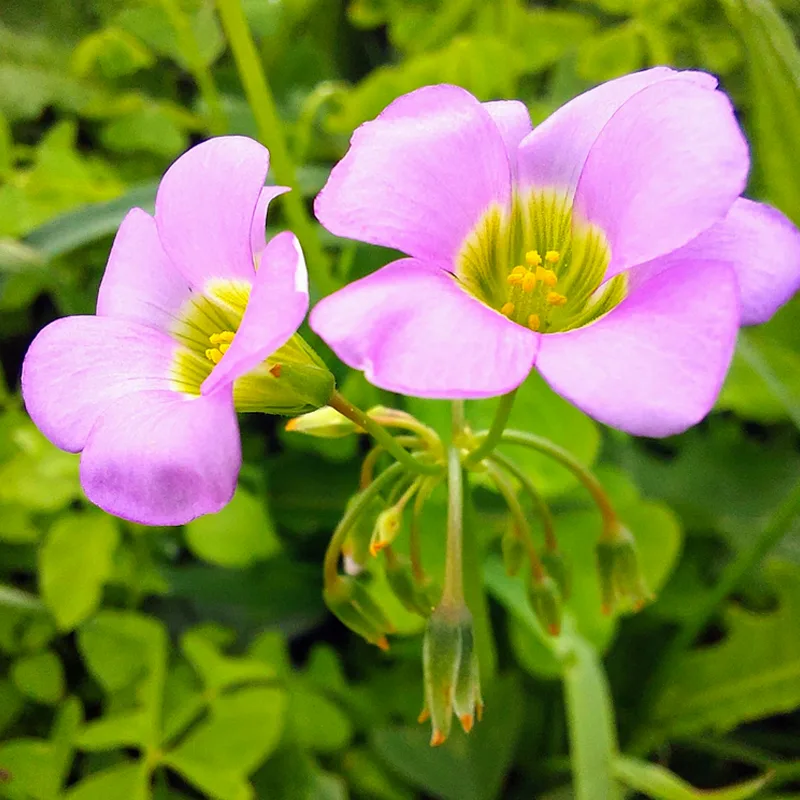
[205,330,235,364]
[456,189,627,333]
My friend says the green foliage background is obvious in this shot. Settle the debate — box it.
[1,0,800,798]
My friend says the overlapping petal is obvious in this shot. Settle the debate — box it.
[482,100,532,176]
[80,388,240,525]
[314,85,512,265]
[310,259,538,398]
[535,260,740,437]
[575,78,749,275]
[97,208,190,331]
[155,135,271,289]
[516,67,715,197]
[202,231,309,395]
[21,316,179,453]
[628,198,800,325]
[250,185,290,260]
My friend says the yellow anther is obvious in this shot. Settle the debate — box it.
[219,342,230,355]
[528,313,541,331]
[209,331,234,345]
[500,302,515,317]
[511,265,527,276]
[525,250,542,267]
[522,272,537,293]
[507,273,523,286]
[536,267,558,287]
[547,291,567,307]
[545,250,560,264]
[205,348,224,364]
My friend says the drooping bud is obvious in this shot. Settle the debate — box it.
[369,506,403,556]
[285,406,361,438]
[596,525,652,615]
[541,549,571,601]
[528,573,563,636]
[385,555,439,617]
[324,576,394,650]
[421,604,482,746]
[342,495,385,569]
[501,526,526,577]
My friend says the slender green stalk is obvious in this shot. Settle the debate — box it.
[359,436,421,489]
[630,477,800,754]
[216,0,335,295]
[329,391,441,476]
[442,442,464,606]
[162,0,228,135]
[323,462,405,588]
[498,428,618,539]
[464,390,517,467]
[489,451,557,550]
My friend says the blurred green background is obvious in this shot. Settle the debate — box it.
[1,0,800,798]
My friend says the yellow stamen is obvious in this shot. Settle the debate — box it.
[522,271,537,293]
[536,267,558,287]
[525,250,542,267]
[511,265,527,276]
[209,331,235,345]
[528,313,541,331]
[219,342,230,354]
[547,291,567,307]
[500,302,515,317]
[506,273,523,286]
[205,348,223,365]
[545,250,560,264]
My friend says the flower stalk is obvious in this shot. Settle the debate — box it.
[463,389,517,467]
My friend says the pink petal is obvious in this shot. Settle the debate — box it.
[309,259,538,398]
[575,78,749,275]
[629,198,800,326]
[314,85,512,264]
[536,260,740,437]
[202,232,308,396]
[251,185,290,261]
[483,100,532,175]
[21,316,179,454]
[80,388,240,525]
[96,208,191,331]
[155,136,271,289]
[517,67,715,197]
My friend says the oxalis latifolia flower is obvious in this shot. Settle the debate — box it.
[22,136,333,526]
[310,68,800,436]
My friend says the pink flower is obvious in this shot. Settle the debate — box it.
[310,69,800,436]
[22,136,314,525]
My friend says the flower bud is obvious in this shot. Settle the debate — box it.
[385,556,439,617]
[324,576,394,650]
[501,527,526,577]
[596,526,652,615]
[528,573,562,636]
[285,406,361,438]
[342,495,385,569]
[369,506,403,556]
[541,549,571,601]
[421,604,482,746]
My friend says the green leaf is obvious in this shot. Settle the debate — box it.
[78,615,150,693]
[100,105,188,157]
[64,761,149,800]
[649,562,800,740]
[11,650,65,705]
[39,512,119,631]
[613,756,770,800]
[71,27,155,79]
[721,0,800,224]
[181,630,277,691]
[577,22,645,82]
[288,685,353,753]
[0,680,24,737]
[184,487,281,568]
[564,635,622,800]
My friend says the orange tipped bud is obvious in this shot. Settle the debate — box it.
[460,713,474,733]
[417,707,431,724]
[430,730,447,747]
[285,406,360,438]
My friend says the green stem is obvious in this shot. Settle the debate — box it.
[329,391,441,475]
[323,462,405,588]
[498,428,618,539]
[630,476,800,754]
[464,389,517,467]
[486,461,544,579]
[489,451,557,550]
[215,0,335,295]
[162,0,228,135]
[442,441,464,606]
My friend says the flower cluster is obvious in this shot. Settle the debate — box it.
[21,68,800,745]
